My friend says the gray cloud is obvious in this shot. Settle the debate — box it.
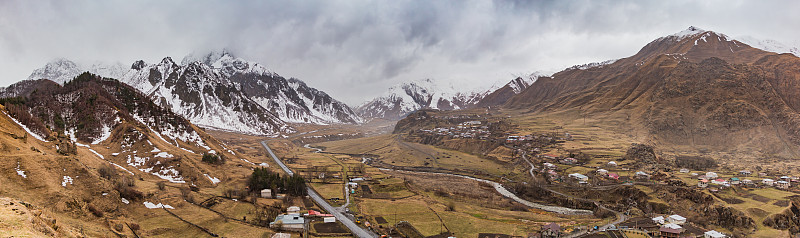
[1,0,798,105]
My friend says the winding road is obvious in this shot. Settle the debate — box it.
[519,152,627,236]
[261,141,378,238]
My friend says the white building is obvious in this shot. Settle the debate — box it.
[652,216,665,224]
[679,168,690,173]
[777,180,790,190]
[607,161,617,167]
[667,214,686,224]
[704,230,727,238]
[596,169,608,175]
[706,172,718,179]
[260,189,272,198]
[763,179,775,186]
[569,173,588,182]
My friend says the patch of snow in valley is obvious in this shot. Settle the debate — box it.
[143,201,174,209]
[155,152,173,158]
[92,123,113,144]
[151,147,161,153]
[15,163,26,178]
[121,198,130,204]
[4,112,46,142]
[204,174,220,184]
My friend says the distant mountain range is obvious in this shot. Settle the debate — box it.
[17,28,800,133]
[23,51,363,135]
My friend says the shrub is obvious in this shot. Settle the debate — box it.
[675,156,717,170]
[445,201,456,211]
[129,223,140,231]
[202,153,223,164]
[156,181,166,190]
[87,204,103,217]
[98,164,117,180]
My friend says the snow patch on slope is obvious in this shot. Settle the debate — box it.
[737,36,800,57]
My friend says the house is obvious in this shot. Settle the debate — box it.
[705,172,718,179]
[607,173,620,180]
[596,169,608,175]
[652,216,665,224]
[543,162,557,169]
[561,157,578,165]
[759,172,768,177]
[781,176,791,181]
[607,161,618,167]
[548,170,559,180]
[742,179,754,186]
[730,177,740,185]
[324,217,336,223]
[270,213,305,232]
[569,173,588,182]
[712,179,727,185]
[541,223,560,238]
[260,189,272,198]
[287,206,301,214]
[659,224,683,238]
[635,171,650,180]
[542,154,558,160]
[762,179,775,186]
[704,230,727,238]
[777,180,790,190]
[739,170,752,176]
[679,168,690,173]
[698,179,708,188]
[667,215,686,224]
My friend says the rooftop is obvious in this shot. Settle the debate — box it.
[271,213,305,225]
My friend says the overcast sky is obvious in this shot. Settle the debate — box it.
[1,0,798,105]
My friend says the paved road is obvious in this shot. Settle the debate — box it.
[260,141,377,238]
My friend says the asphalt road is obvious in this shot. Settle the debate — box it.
[260,140,377,238]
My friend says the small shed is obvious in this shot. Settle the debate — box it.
[287,206,301,214]
[323,217,336,223]
[260,189,272,198]
[739,170,751,176]
[698,179,708,188]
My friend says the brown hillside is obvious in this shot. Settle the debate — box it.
[0,73,276,236]
[505,27,800,157]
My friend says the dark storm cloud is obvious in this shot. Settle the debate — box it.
[1,0,798,105]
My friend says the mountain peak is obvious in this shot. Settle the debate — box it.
[160,57,176,66]
[661,26,707,41]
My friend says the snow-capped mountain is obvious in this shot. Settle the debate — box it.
[187,52,362,124]
[22,51,362,135]
[121,57,291,136]
[27,58,127,84]
[356,78,489,119]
